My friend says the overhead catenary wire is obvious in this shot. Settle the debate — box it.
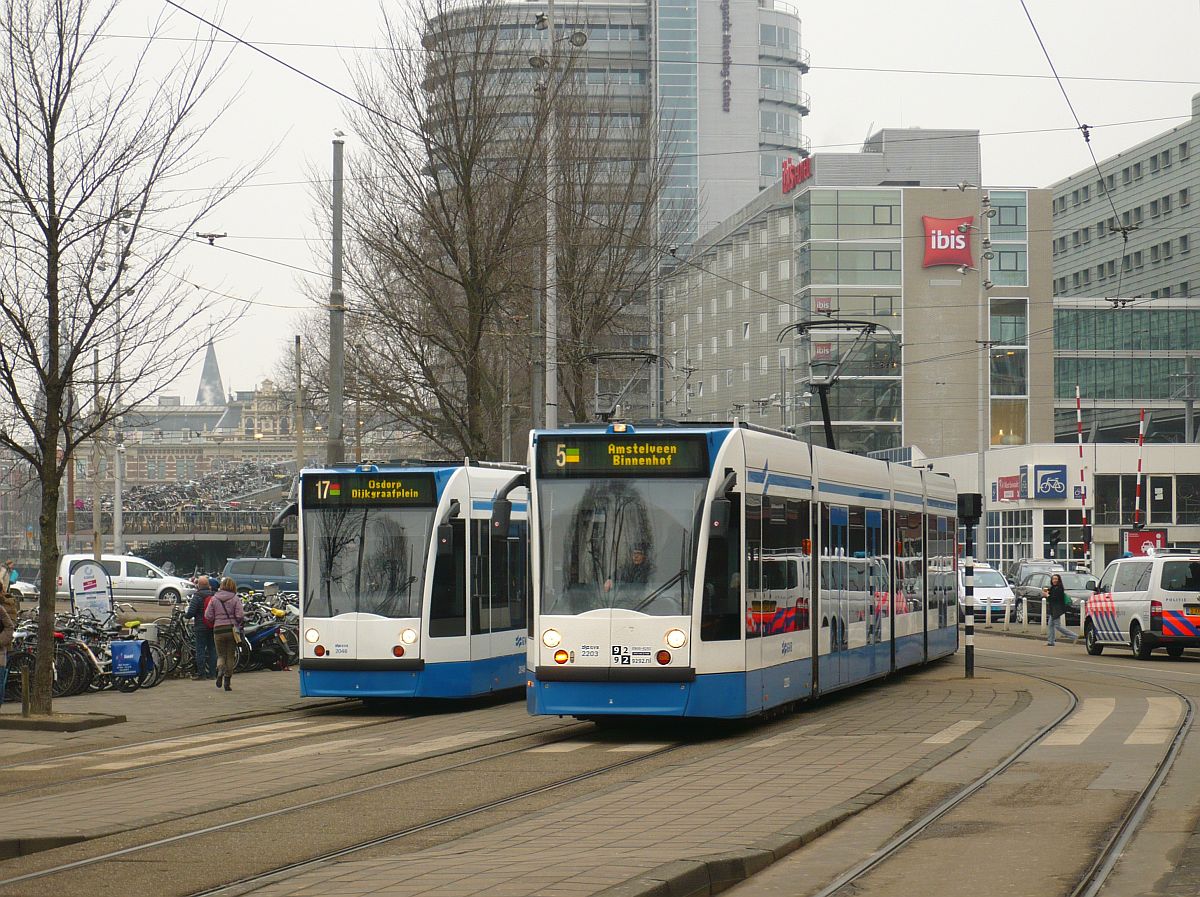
[154,1,1182,404]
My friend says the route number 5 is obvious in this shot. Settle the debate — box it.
[555,444,566,468]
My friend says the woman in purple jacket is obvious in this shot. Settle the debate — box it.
[204,577,245,691]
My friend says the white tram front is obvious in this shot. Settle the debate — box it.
[298,462,529,700]
[522,423,958,718]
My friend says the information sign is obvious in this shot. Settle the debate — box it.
[537,435,708,478]
[301,472,437,507]
[69,559,113,620]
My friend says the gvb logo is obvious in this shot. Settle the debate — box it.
[922,215,975,268]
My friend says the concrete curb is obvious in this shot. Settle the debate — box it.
[0,835,87,860]
[593,688,1037,897]
[0,712,126,732]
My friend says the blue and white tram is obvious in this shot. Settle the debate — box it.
[522,422,958,718]
[298,462,530,699]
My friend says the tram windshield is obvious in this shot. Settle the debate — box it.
[302,507,434,619]
[537,477,708,616]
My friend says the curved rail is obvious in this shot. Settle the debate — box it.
[810,671,1080,897]
[814,662,1193,897]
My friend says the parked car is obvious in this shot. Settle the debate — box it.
[55,554,195,604]
[1083,550,1200,659]
[220,557,299,593]
[1005,558,1065,586]
[1013,570,1097,625]
[957,565,1015,621]
[6,579,39,601]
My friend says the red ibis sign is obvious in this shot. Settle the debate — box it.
[1126,530,1167,556]
[997,475,1020,502]
[782,156,813,194]
[922,215,974,268]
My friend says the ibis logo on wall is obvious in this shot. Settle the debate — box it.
[922,215,975,268]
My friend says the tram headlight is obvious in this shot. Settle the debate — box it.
[665,628,687,649]
[304,628,320,644]
[400,628,418,644]
[542,629,562,648]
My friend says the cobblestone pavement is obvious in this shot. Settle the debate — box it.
[241,663,1043,897]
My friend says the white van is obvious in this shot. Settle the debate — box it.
[1084,549,1200,659]
[56,554,195,605]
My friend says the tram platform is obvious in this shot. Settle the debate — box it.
[241,658,1063,897]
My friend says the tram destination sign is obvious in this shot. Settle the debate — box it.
[302,472,437,507]
[538,435,708,478]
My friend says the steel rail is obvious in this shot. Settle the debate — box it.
[188,741,684,897]
[0,723,601,889]
[810,670,1080,897]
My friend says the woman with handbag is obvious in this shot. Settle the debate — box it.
[204,577,245,691]
[1042,573,1079,647]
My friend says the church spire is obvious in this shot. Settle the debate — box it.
[195,340,225,405]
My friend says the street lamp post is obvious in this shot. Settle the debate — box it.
[327,134,346,465]
[532,5,587,430]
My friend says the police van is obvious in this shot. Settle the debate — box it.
[1083,549,1200,659]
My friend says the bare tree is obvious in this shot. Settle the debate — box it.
[331,0,553,459]
[551,78,686,421]
[0,0,251,712]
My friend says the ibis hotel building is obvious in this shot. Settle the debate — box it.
[661,128,1055,458]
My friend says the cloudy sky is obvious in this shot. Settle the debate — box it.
[125,0,1200,401]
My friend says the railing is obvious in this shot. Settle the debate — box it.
[57,509,292,536]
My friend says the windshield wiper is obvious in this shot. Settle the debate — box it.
[633,568,688,612]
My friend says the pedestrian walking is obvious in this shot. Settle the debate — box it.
[1043,573,1079,647]
[0,560,13,601]
[204,577,244,691]
[186,576,217,680]
[0,596,14,707]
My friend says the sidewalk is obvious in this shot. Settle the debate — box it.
[241,663,1059,897]
[0,669,334,755]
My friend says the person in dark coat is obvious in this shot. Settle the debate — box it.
[186,576,217,680]
[1043,573,1079,646]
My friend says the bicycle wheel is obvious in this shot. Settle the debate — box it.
[142,644,167,688]
[52,648,80,698]
[279,627,299,664]
[157,634,185,676]
[4,651,35,702]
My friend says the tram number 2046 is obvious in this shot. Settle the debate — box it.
[612,645,652,665]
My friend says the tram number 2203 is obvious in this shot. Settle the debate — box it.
[612,645,652,665]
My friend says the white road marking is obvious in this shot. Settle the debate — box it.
[375,730,514,757]
[1125,697,1182,745]
[749,724,828,748]
[923,720,983,744]
[528,741,596,753]
[607,743,671,753]
[242,737,365,762]
[978,644,1200,681]
[1044,698,1116,746]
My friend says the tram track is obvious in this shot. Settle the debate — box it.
[0,710,411,799]
[0,721,606,892]
[803,661,1194,897]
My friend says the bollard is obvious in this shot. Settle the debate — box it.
[20,668,30,717]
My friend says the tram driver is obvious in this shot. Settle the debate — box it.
[604,543,653,592]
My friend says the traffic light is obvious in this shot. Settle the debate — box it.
[1048,529,1062,557]
[1081,524,1093,544]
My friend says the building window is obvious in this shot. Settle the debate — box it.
[725,289,733,309]
[759,271,768,290]
[742,280,750,299]
[760,313,769,333]
[1181,188,1191,207]
[778,305,789,325]
[742,362,750,381]
[759,355,769,374]
[991,399,1027,445]
[726,329,733,347]
[778,259,790,281]
[743,322,750,340]
[726,369,733,387]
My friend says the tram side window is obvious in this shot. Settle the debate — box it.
[747,495,812,638]
[430,519,466,637]
[470,520,528,633]
[701,492,741,641]
[895,512,924,612]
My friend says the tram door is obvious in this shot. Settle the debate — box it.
[820,505,850,690]
[744,494,765,714]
